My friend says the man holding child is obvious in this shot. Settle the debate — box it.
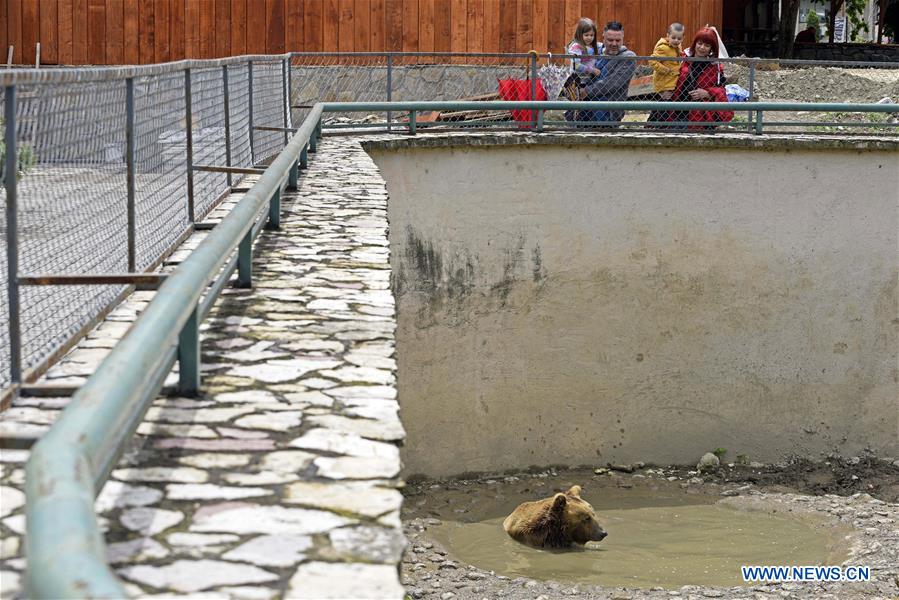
[578,21,637,126]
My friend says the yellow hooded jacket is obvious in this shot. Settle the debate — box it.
[649,37,681,92]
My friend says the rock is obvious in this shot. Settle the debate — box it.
[609,463,635,473]
[697,453,720,472]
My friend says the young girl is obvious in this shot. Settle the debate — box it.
[668,27,733,129]
[567,18,601,81]
[648,22,684,125]
[565,18,601,121]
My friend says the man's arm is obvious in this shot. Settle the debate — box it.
[585,54,637,99]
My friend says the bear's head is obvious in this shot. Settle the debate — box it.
[551,485,607,545]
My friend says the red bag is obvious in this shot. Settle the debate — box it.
[498,78,548,128]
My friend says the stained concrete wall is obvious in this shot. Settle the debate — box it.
[368,136,899,479]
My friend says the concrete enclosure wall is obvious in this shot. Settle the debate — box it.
[369,137,899,479]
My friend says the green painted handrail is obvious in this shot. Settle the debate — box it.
[321,100,899,113]
[24,104,323,599]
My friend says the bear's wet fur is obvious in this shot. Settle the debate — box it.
[502,485,607,549]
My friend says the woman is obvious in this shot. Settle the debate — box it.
[668,28,733,129]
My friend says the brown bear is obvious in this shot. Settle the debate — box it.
[502,485,607,549]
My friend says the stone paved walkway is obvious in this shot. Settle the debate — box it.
[1,136,406,599]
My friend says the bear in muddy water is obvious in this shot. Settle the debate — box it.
[503,485,607,549]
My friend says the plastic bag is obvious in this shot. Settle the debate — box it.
[725,84,750,102]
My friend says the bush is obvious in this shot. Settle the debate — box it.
[806,10,821,39]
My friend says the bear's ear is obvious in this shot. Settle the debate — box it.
[567,485,582,498]
[551,493,567,512]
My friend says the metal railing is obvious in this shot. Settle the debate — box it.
[23,100,321,599]
[319,99,899,135]
[287,51,899,134]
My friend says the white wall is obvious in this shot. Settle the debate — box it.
[371,139,899,478]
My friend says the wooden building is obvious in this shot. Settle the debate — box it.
[2,0,725,66]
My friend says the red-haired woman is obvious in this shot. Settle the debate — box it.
[668,28,733,129]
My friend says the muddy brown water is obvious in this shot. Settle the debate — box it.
[407,474,851,589]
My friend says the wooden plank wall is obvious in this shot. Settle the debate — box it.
[3,0,724,65]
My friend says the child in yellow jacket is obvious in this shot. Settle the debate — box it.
[648,23,684,124]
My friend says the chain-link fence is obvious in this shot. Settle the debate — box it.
[1,56,292,392]
[289,52,898,133]
[2,51,897,394]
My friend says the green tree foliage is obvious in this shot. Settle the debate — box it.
[806,9,822,37]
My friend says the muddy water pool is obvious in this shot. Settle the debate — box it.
[406,473,850,589]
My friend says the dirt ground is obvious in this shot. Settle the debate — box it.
[664,455,899,503]
[406,455,899,504]
[724,64,899,104]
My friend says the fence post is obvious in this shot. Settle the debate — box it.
[530,51,538,129]
[125,77,136,272]
[282,57,290,149]
[184,68,195,224]
[177,306,200,394]
[409,110,416,135]
[300,144,308,169]
[754,109,764,135]
[248,60,255,166]
[288,160,299,190]
[237,232,253,288]
[286,54,294,131]
[222,65,233,188]
[747,58,757,134]
[386,54,393,132]
[4,85,21,389]
[267,189,281,229]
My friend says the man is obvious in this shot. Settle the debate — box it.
[580,21,637,126]
[794,25,817,44]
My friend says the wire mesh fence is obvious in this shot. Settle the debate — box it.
[133,70,190,269]
[0,56,293,392]
[1,51,897,393]
[252,58,289,163]
[289,52,897,134]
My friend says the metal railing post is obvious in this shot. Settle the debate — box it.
[267,189,281,229]
[300,145,308,169]
[386,54,393,132]
[248,60,255,165]
[530,51,538,129]
[288,160,299,190]
[125,77,136,272]
[286,55,294,130]
[747,58,758,134]
[537,108,544,132]
[4,85,21,389]
[282,58,290,148]
[409,110,416,135]
[755,109,764,135]
[177,306,200,394]
[237,232,252,287]
[222,65,233,188]
[184,68,195,223]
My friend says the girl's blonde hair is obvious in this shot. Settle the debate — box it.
[572,18,599,53]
